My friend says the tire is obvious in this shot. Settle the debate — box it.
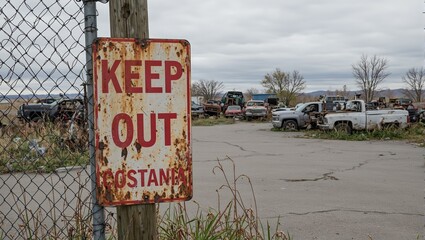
[334,122,352,134]
[32,117,42,123]
[282,120,298,131]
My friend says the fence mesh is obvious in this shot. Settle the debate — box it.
[0,0,112,239]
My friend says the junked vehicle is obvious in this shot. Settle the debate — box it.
[418,109,425,123]
[17,97,83,122]
[191,101,204,118]
[272,102,323,130]
[224,105,242,118]
[203,100,221,116]
[221,91,245,112]
[34,98,58,104]
[272,107,294,112]
[244,100,267,121]
[318,100,409,134]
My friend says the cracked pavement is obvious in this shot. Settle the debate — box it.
[191,122,424,240]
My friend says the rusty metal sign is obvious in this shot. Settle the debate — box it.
[92,38,192,206]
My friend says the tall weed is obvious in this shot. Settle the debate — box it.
[0,121,89,173]
[305,122,425,146]
[158,158,291,240]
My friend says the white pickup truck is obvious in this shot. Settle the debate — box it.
[318,100,409,134]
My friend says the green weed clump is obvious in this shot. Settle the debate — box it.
[158,158,291,240]
[304,122,425,146]
[192,116,236,126]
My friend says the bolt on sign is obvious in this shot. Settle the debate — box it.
[92,38,192,206]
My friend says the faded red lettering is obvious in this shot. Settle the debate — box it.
[127,169,137,187]
[112,113,134,148]
[102,170,114,188]
[158,113,177,146]
[137,113,156,147]
[165,61,183,93]
[115,170,126,188]
[145,60,162,93]
[102,60,122,93]
[138,169,147,187]
[159,168,170,185]
[148,169,158,186]
[125,60,142,93]
[101,167,188,190]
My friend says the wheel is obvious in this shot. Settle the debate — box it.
[31,117,42,123]
[282,120,298,131]
[334,122,352,134]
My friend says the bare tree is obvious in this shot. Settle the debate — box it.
[244,88,260,101]
[352,54,390,102]
[327,85,350,98]
[402,67,425,102]
[191,79,224,101]
[261,68,286,96]
[261,68,306,106]
[285,70,306,106]
[338,85,349,98]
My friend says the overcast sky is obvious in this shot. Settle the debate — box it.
[98,1,424,93]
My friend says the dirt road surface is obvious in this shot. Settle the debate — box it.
[191,122,424,240]
[1,121,423,239]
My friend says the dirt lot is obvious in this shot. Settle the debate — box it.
[191,122,424,240]
[0,99,26,125]
[0,120,423,239]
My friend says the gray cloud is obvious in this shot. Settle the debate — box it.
[122,0,423,92]
[3,0,421,96]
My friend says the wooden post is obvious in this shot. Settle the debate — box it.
[109,1,157,239]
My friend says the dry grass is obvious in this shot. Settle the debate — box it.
[0,119,89,173]
[0,99,27,125]
[158,158,291,240]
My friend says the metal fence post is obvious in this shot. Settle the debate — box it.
[83,1,106,240]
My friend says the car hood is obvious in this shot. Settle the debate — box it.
[272,110,297,116]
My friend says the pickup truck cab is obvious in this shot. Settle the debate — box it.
[318,100,409,134]
[244,100,267,120]
[272,102,323,130]
[18,98,83,122]
[203,100,221,116]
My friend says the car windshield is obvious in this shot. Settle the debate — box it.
[35,98,57,104]
[247,101,264,107]
[227,105,241,110]
[294,103,308,111]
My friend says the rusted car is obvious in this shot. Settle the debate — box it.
[244,100,267,121]
[203,100,221,116]
[318,100,409,134]
[191,101,204,118]
[17,97,84,122]
[221,91,245,112]
[224,105,242,118]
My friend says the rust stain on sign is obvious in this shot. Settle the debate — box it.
[93,38,192,206]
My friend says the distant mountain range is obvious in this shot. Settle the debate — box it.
[0,93,83,101]
[302,88,407,98]
[0,89,409,102]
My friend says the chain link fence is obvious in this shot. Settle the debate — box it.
[0,0,113,239]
